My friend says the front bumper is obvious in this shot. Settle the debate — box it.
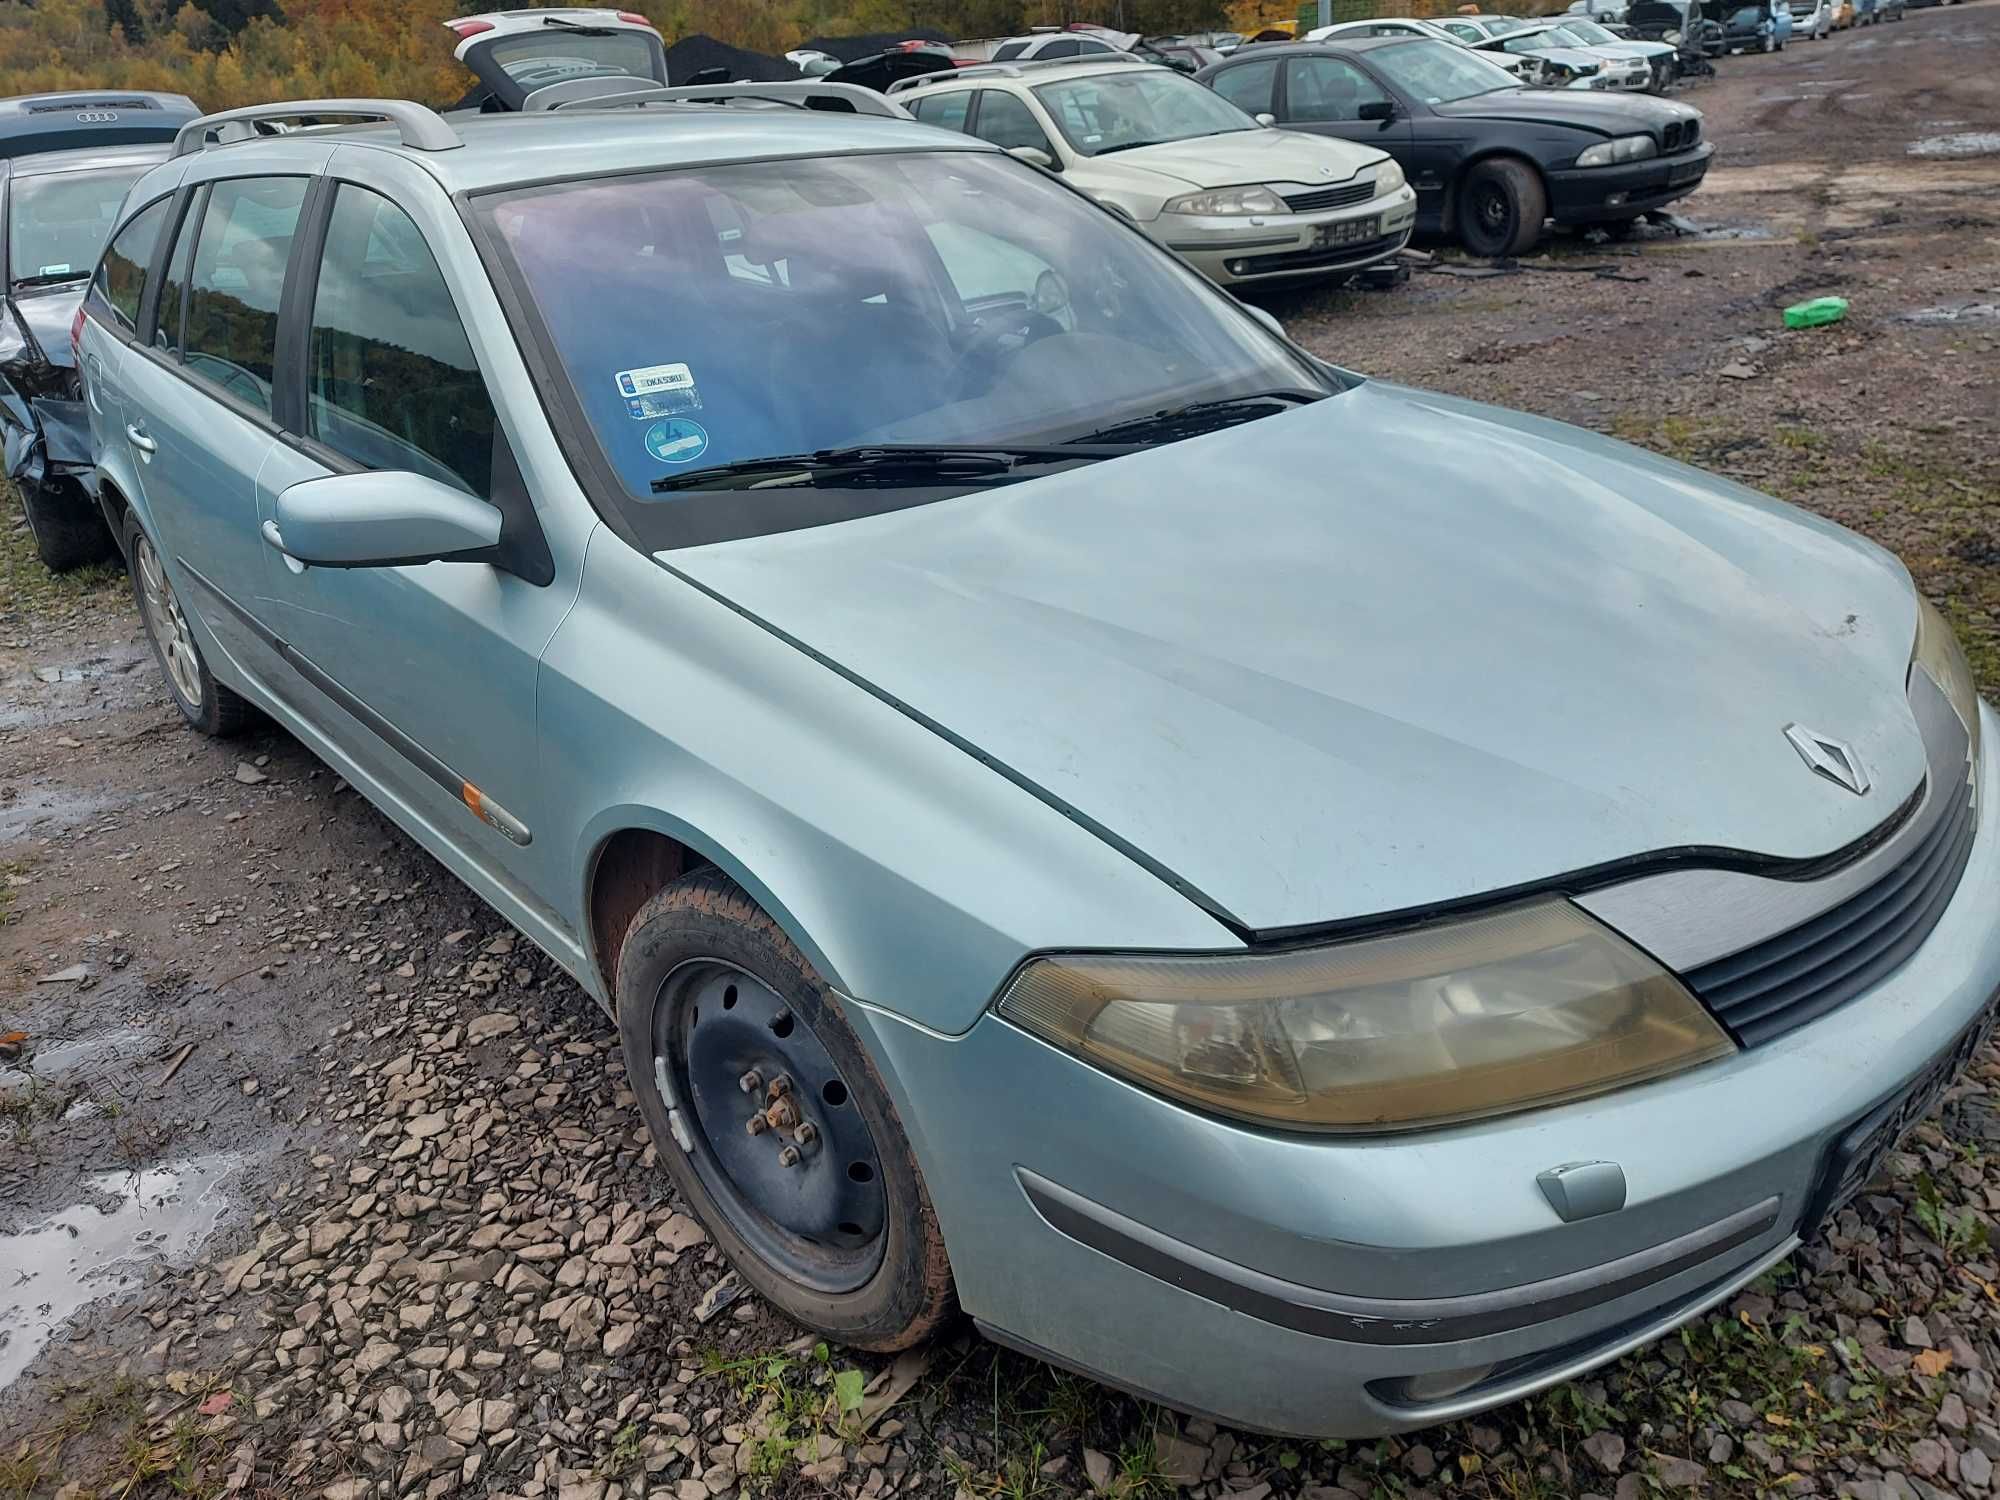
[852,700,2000,1437]
[1157,186,1418,286]
[1549,141,1714,224]
[1560,67,1653,90]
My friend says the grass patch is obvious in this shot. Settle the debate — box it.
[0,483,124,617]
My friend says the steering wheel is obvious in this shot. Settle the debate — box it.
[950,309,1065,400]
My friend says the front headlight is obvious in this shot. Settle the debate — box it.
[1576,133,1660,166]
[996,899,1735,1132]
[1913,595,1984,769]
[1374,158,1407,196]
[1166,185,1289,216]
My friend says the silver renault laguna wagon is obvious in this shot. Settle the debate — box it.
[81,89,1995,1437]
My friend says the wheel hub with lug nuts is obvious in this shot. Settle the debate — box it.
[654,959,886,1292]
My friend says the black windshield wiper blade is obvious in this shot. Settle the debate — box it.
[543,15,618,31]
[1068,390,1325,446]
[651,442,1131,494]
[10,271,87,289]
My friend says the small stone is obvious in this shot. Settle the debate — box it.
[467,1012,520,1044]
[530,1350,563,1375]
[355,1340,400,1374]
[235,762,269,784]
[1718,362,1758,380]
[324,1482,371,1500]
[1943,1395,1971,1434]
[1655,1456,1706,1489]
[1963,1448,1994,1490]
[1403,1445,1436,1479]
[604,1323,637,1357]
[693,1272,742,1324]
[1905,1317,1935,1349]
[407,1113,449,1140]
[1909,1439,1946,1478]
[378,1385,413,1423]
[1583,1431,1627,1475]
[657,1214,707,1253]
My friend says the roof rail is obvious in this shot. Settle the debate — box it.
[885,52,1149,92]
[172,99,461,157]
[533,81,914,120]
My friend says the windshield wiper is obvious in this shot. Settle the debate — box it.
[543,15,617,31]
[10,270,87,290]
[650,442,1132,494]
[1067,389,1326,447]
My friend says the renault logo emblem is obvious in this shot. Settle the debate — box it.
[1784,724,1869,796]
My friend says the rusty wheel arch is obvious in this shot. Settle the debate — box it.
[586,828,711,1002]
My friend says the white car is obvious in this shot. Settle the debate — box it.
[1788,0,1837,38]
[1471,21,1654,90]
[1306,17,1534,75]
[1546,16,1681,89]
[987,30,1129,62]
[889,58,1417,287]
[443,7,668,110]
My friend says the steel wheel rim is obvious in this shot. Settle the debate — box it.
[137,536,203,710]
[654,958,886,1293]
[1476,184,1510,233]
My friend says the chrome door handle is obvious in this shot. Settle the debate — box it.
[125,424,156,455]
[262,519,306,574]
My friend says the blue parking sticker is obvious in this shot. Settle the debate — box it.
[645,418,709,466]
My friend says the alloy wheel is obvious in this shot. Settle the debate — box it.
[654,959,886,1293]
[136,534,204,711]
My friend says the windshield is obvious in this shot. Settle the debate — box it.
[1031,69,1255,157]
[1562,18,1621,41]
[1482,14,1530,30]
[1726,6,1763,20]
[478,30,660,88]
[480,151,1325,543]
[1369,39,1521,102]
[8,165,150,285]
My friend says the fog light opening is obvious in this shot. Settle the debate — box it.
[1393,1363,1499,1404]
[1228,260,1247,275]
[1605,191,1629,207]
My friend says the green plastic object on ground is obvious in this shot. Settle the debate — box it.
[1784,296,1849,329]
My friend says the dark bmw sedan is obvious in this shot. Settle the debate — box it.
[1198,37,1712,256]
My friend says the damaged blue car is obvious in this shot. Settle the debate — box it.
[1,92,197,568]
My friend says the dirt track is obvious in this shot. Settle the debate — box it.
[2,9,1998,1498]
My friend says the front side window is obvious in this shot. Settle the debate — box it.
[9,165,151,287]
[992,40,1029,59]
[1038,38,1082,57]
[89,196,170,333]
[1370,38,1521,102]
[1210,57,1276,115]
[305,185,496,498]
[1286,57,1393,122]
[183,176,309,414]
[1033,69,1257,157]
[480,151,1328,543]
[970,92,1056,155]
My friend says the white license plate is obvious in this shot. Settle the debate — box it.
[1314,217,1380,249]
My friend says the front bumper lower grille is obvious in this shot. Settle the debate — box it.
[1685,768,1978,1047]
[1281,180,1375,213]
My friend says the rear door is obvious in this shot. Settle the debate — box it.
[248,147,587,938]
[114,162,321,676]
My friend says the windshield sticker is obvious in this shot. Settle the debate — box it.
[617,361,701,419]
[37,263,72,277]
[645,418,709,466]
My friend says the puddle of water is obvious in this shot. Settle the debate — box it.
[1901,302,2000,325]
[1908,133,2000,159]
[0,1028,152,1093]
[0,1153,245,1390]
[0,787,119,844]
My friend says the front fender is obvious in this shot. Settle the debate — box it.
[543,529,1237,1036]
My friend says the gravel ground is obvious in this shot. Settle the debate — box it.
[3,9,1999,1498]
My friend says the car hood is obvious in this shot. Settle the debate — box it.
[1078,127,1383,195]
[664,381,1926,936]
[1434,86,1696,133]
[1592,38,1675,55]
[5,284,85,374]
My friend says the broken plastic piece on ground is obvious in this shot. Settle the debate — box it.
[1645,209,1700,235]
[1784,296,1849,330]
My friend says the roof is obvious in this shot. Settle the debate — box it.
[171,104,993,195]
[887,54,1161,93]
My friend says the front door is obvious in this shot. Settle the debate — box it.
[250,154,583,948]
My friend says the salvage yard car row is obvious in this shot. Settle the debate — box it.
[3,0,1997,1451]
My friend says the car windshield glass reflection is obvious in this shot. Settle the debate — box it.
[1031,70,1257,156]
[1369,39,1521,102]
[480,151,1324,526]
[8,166,149,285]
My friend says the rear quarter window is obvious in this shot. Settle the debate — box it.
[87,195,171,334]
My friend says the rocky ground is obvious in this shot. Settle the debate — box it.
[4,7,2000,1499]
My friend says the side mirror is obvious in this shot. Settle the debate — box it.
[271,470,502,570]
[1357,99,1396,122]
[1255,111,1278,127]
[1239,301,1286,338]
[1008,145,1059,171]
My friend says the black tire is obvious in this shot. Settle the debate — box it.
[17,475,115,572]
[616,868,955,1351]
[1457,157,1547,259]
[123,513,251,737]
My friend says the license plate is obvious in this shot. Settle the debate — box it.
[1314,216,1379,249]
[1803,992,2000,1237]
[1668,158,1707,186]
